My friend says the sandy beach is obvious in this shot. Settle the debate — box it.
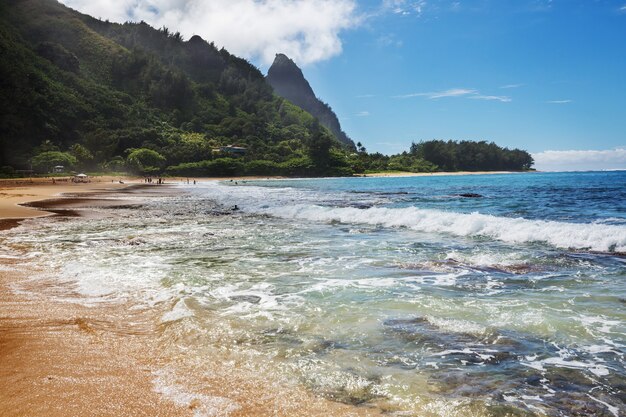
[0,178,381,417]
[0,176,141,224]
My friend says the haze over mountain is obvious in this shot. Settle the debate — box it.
[266,54,355,150]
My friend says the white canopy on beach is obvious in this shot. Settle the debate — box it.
[75,173,88,177]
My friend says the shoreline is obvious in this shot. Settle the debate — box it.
[0,171,525,225]
[0,182,382,416]
[0,176,142,223]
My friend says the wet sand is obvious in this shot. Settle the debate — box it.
[0,182,382,416]
[0,176,141,221]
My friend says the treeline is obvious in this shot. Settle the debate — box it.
[410,140,533,171]
[352,140,533,173]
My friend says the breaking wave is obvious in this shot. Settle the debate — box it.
[265,204,626,253]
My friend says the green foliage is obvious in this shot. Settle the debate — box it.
[387,153,438,173]
[126,148,166,173]
[69,143,94,169]
[409,140,533,171]
[0,0,533,178]
[166,158,244,177]
[244,160,280,175]
[279,157,315,176]
[102,156,125,171]
[31,151,77,173]
[0,0,354,176]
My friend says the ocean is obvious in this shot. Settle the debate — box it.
[3,171,625,416]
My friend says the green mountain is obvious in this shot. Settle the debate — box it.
[0,0,349,175]
[0,0,533,176]
[266,54,355,150]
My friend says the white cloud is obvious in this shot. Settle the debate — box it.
[355,111,370,116]
[395,88,476,99]
[395,88,511,102]
[500,83,524,89]
[428,88,476,99]
[533,147,626,171]
[382,0,427,16]
[547,99,572,104]
[59,0,358,65]
[470,95,512,102]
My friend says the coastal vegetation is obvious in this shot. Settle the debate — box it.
[0,0,533,177]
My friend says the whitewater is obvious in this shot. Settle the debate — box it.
[2,171,624,416]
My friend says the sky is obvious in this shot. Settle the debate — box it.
[59,0,626,171]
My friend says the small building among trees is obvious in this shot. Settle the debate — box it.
[217,145,247,156]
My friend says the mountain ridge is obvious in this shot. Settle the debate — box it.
[266,53,356,150]
[0,0,348,174]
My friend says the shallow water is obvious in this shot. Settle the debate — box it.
[2,172,625,416]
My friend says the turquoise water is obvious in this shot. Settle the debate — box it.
[3,172,625,416]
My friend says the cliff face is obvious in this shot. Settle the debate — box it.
[266,54,356,150]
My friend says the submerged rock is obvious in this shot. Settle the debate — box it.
[229,294,261,304]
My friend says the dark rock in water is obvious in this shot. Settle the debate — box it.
[325,387,380,406]
[383,316,479,347]
[120,237,146,246]
[484,351,515,364]
[351,203,373,209]
[383,317,429,327]
[524,374,543,386]
[459,193,484,198]
[259,327,303,346]
[313,373,384,406]
[312,339,349,353]
[229,295,261,304]
[382,315,624,416]
[483,404,535,417]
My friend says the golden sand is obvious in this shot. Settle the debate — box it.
[0,180,382,416]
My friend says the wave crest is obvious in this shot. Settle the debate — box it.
[269,205,626,253]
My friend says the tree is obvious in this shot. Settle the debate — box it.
[69,144,94,170]
[307,122,333,172]
[31,151,77,173]
[103,156,126,172]
[126,148,166,173]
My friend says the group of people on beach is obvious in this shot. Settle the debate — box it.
[144,177,164,184]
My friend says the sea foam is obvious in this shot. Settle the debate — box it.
[266,205,626,253]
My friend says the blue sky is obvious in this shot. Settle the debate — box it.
[300,0,626,169]
[62,0,626,170]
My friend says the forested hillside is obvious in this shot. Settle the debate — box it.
[0,0,351,176]
[0,0,533,176]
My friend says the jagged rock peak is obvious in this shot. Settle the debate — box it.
[266,53,356,150]
[267,54,315,96]
[187,34,205,44]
